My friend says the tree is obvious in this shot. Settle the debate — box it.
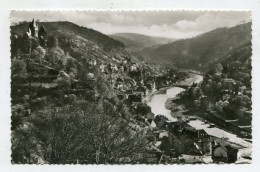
[96,75,113,98]
[47,36,59,48]
[12,122,43,164]
[12,99,151,164]
[231,95,251,108]
[11,59,28,78]
[222,106,236,119]
[30,38,40,51]
[230,61,242,70]
[216,82,222,89]
[66,57,77,73]
[215,63,223,73]
[57,71,71,91]
[47,47,65,69]
[134,103,151,117]
[31,46,46,63]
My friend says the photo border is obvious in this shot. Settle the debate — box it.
[1,0,260,172]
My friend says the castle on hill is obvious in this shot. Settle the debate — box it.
[26,18,47,46]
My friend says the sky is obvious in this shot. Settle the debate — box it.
[10,10,251,39]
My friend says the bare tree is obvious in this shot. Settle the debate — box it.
[12,98,152,164]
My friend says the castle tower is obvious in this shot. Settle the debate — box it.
[26,28,32,37]
[38,25,47,46]
[29,18,38,37]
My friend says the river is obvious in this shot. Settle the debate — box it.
[147,73,251,163]
[148,73,203,126]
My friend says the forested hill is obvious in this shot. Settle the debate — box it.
[10,21,159,164]
[11,21,125,50]
[136,22,251,71]
[110,33,174,52]
[11,21,135,71]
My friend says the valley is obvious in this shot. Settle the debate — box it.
[10,18,252,164]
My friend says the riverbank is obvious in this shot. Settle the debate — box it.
[146,73,251,163]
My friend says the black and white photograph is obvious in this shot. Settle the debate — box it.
[9,10,253,164]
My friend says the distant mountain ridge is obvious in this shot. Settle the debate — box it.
[109,33,174,52]
[136,22,252,71]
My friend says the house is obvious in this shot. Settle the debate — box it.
[212,145,238,163]
[116,83,124,92]
[124,89,133,99]
[159,131,175,156]
[130,63,138,72]
[239,86,247,92]
[87,73,95,80]
[216,99,230,112]
[155,76,167,89]
[99,63,106,73]
[178,154,204,164]
[223,78,235,84]
[186,143,203,156]
[211,140,238,163]
[245,111,252,121]
[48,68,59,76]
[161,121,211,158]
[89,59,97,67]
[133,86,146,97]
[170,122,211,154]
[200,96,209,109]
[128,94,142,103]
[178,143,204,163]
[212,145,228,162]
[159,131,169,139]
[183,125,209,141]
[117,94,125,100]
[147,112,155,124]
[245,89,251,97]
[129,70,141,79]
[237,108,252,125]
[154,115,168,129]
[222,93,231,101]
[223,100,230,107]
[168,120,186,133]
[196,129,209,140]
[188,116,197,121]
[153,130,161,140]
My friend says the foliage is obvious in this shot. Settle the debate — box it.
[215,63,223,73]
[12,99,151,164]
[11,59,28,78]
[31,46,46,62]
[231,95,251,108]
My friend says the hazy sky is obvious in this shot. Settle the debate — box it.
[10,10,251,39]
